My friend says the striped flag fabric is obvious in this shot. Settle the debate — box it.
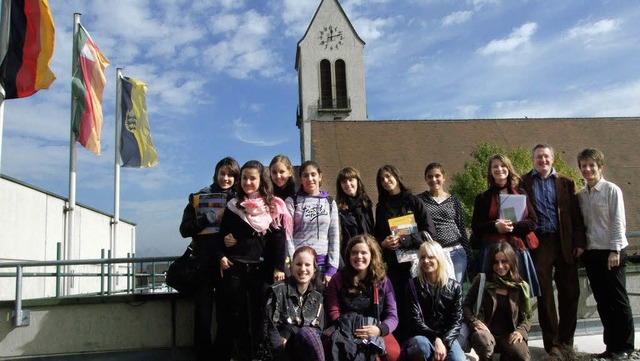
[0,0,56,99]
[71,24,109,155]
[120,77,158,168]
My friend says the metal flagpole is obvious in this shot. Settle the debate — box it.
[113,68,122,284]
[0,0,12,174]
[66,13,81,295]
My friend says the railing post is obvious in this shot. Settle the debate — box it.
[126,252,131,293]
[56,242,62,298]
[100,249,105,295]
[152,261,156,291]
[12,265,30,326]
[107,250,112,295]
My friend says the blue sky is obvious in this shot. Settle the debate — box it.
[2,0,639,257]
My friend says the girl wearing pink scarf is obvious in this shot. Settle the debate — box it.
[215,160,292,361]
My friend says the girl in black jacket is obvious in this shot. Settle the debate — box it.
[178,156,239,361]
[215,160,293,361]
[374,164,436,342]
[263,246,324,361]
[336,167,374,261]
[405,241,465,361]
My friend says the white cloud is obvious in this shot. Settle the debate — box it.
[488,79,640,118]
[352,17,394,41]
[478,22,538,55]
[229,118,287,146]
[211,13,240,34]
[566,19,621,44]
[456,104,481,118]
[442,11,473,27]
[471,0,500,9]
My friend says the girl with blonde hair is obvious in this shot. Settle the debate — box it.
[404,241,465,361]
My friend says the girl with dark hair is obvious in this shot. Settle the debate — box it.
[374,164,436,342]
[418,162,470,284]
[263,246,325,361]
[470,154,540,298]
[179,156,239,361]
[462,242,532,361]
[404,241,465,361]
[287,160,339,289]
[270,154,296,201]
[215,160,293,361]
[336,166,374,259]
[325,234,402,361]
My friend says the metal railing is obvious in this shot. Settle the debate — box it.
[0,242,176,327]
[317,96,351,112]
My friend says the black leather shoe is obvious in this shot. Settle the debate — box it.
[594,350,611,358]
[610,350,630,360]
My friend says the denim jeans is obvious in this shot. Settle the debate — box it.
[448,247,468,284]
[405,336,466,361]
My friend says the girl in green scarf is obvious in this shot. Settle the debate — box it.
[462,242,532,361]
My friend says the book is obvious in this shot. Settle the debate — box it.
[388,214,419,263]
[499,194,527,223]
[193,193,228,235]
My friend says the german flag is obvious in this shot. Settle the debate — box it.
[0,0,56,99]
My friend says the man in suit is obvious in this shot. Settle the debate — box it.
[521,144,586,360]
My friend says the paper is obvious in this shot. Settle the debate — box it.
[499,194,527,222]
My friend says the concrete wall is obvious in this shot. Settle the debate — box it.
[0,294,194,359]
[0,176,136,300]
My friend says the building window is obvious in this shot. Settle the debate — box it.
[335,59,347,108]
[320,59,332,109]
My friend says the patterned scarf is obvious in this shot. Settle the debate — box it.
[228,193,293,236]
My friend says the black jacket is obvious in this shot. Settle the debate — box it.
[325,312,385,361]
[338,200,374,255]
[406,277,462,350]
[374,191,436,267]
[216,206,287,275]
[264,278,324,352]
[471,187,537,250]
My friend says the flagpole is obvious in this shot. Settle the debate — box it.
[0,0,11,174]
[66,13,81,295]
[113,68,122,273]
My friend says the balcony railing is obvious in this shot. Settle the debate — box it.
[0,242,175,326]
[317,96,351,112]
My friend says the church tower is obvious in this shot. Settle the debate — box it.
[296,0,367,161]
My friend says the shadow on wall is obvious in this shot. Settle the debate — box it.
[0,294,193,359]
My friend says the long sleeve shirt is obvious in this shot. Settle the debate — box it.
[578,178,628,251]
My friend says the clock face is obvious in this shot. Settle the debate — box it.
[317,25,344,51]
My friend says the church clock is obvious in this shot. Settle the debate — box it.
[317,25,344,51]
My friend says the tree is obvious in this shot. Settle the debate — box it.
[450,142,581,227]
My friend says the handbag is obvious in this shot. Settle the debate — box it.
[525,232,539,249]
[166,245,202,294]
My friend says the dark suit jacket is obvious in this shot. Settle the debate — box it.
[521,171,586,264]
